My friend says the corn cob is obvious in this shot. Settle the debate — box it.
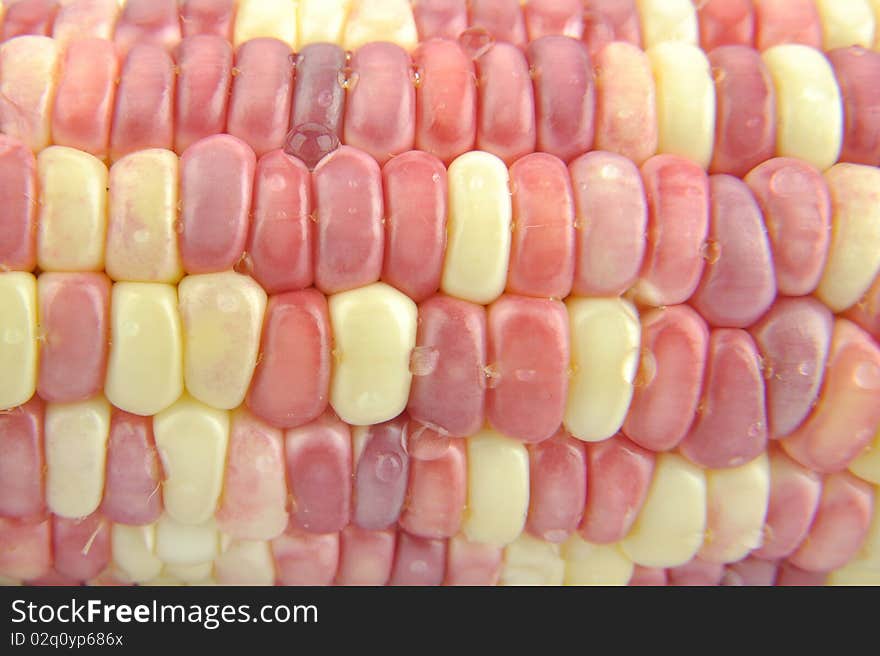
[0,0,879,588]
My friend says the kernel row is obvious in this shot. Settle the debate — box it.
[4,29,880,173]
[4,259,880,477]
[0,0,420,52]
[1,397,877,585]
[4,0,880,58]
[5,516,867,586]
[2,520,877,586]
[3,135,880,317]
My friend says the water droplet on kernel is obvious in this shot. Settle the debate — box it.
[770,166,811,196]
[855,427,874,445]
[854,361,880,390]
[634,349,657,388]
[409,346,440,376]
[284,122,340,170]
[431,172,441,183]
[316,89,333,108]
[483,363,502,389]
[599,163,621,180]
[337,68,359,90]
[266,172,287,192]
[407,421,451,460]
[458,27,495,60]
[542,529,569,543]
[233,251,253,276]
[798,360,815,376]
[355,390,376,410]
[375,453,402,483]
[760,355,775,381]
[700,238,721,264]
